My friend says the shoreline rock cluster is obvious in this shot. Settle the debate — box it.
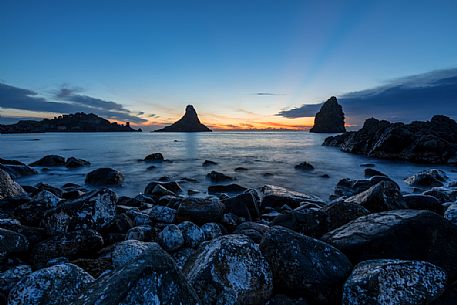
[1,154,457,304]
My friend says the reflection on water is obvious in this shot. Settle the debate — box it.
[1,132,456,200]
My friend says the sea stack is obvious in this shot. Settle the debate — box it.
[155,105,212,132]
[310,96,346,133]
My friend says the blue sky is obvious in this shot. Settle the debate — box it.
[1,0,456,129]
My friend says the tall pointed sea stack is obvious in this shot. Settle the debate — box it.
[310,96,346,133]
[155,105,212,132]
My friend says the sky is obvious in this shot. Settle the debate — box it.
[1,0,456,130]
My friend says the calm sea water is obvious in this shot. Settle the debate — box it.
[1,132,456,200]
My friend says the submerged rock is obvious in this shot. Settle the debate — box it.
[343,259,446,305]
[29,155,66,167]
[144,152,164,162]
[65,157,90,168]
[85,168,124,186]
[185,234,273,305]
[310,96,346,133]
[202,160,218,167]
[155,105,211,132]
[294,161,314,171]
[206,170,233,182]
[144,180,183,195]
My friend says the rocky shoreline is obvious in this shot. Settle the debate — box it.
[1,153,457,304]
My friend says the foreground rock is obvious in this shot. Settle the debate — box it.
[185,234,273,305]
[8,263,94,305]
[343,259,446,305]
[70,243,200,305]
[260,226,352,304]
[405,169,448,187]
[155,105,211,132]
[322,209,457,280]
[310,96,346,133]
[324,115,457,164]
[0,169,25,200]
[176,197,225,225]
[85,168,124,186]
[0,228,29,259]
[260,185,325,210]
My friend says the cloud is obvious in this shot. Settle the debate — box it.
[277,68,457,125]
[253,92,286,96]
[0,82,147,123]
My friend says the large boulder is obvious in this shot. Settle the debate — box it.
[112,240,156,268]
[7,263,94,305]
[85,168,124,186]
[343,259,446,305]
[322,200,370,231]
[43,188,117,234]
[259,226,352,304]
[158,224,184,252]
[65,157,90,168]
[0,228,28,259]
[185,234,273,305]
[405,169,448,187]
[29,155,66,167]
[70,243,201,305]
[260,185,325,210]
[403,194,444,214]
[0,169,25,200]
[222,192,260,220]
[310,96,346,133]
[177,221,205,248]
[0,265,32,299]
[176,197,225,225]
[322,209,457,280]
[271,209,328,237]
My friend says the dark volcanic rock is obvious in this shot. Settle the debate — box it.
[332,176,393,199]
[144,152,164,162]
[0,169,26,200]
[144,180,183,195]
[65,157,90,168]
[206,170,233,182]
[322,200,370,231]
[403,194,444,214]
[29,155,66,167]
[309,96,346,133]
[70,243,200,305]
[259,226,352,304]
[323,115,457,164]
[405,169,448,187]
[260,185,325,210]
[294,161,314,171]
[222,192,260,220]
[322,209,457,280]
[155,105,211,132]
[185,234,273,305]
[85,168,124,186]
[202,160,217,167]
[343,259,446,305]
[0,163,37,179]
[271,209,328,237]
[208,183,248,195]
[234,222,270,243]
[364,168,387,177]
[0,228,29,259]
[176,197,225,225]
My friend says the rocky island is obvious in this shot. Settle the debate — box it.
[310,96,346,133]
[0,113,142,134]
[324,115,457,164]
[155,105,212,132]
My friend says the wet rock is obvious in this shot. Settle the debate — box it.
[344,180,406,212]
[0,222,47,246]
[332,176,393,199]
[8,263,94,305]
[222,213,239,232]
[201,223,223,240]
[208,183,248,195]
[0,265,32,298]
[202,160,217,167]
[105,213,133,234]
[222,192,260,220]
[31,229,104,267]
[322,199,370,231]
[177,221,205,248]
[185,234,273,305]
[423,187,457,203]
[144,180,183,195]
[271,209,328,237]
[65,157,90,168]
[206,170,233,182]
[265,295,309,305]
[234,222,269,243]
[260,185,325,210]
[126,225,156,242]
[0,169,26,200]
[295,161,314,170]
[322,209,457,280]
[364,168,387,177]
[71,258,112,278]
[0,228,29,259]
[112,240,156,268]
[147,205,176,223]
[29,155,66,167]
[33,190,60,207]
[149,184,176,198]
[85,168,124,186]
[310,96,346,133]
[259,226,352,304]
[144,152,164,162]
[444,203,457,225]
[70,243,200,305]
[343,259,446,305]
[432,281,457,305]
[235,167,248,171]
[43,188,117,234]
[403,194,444,214]
[158,224,184,252]
[187,189,200,195]
[177,197,225,225]
[405,169,448,187]
[173,247,196,270]
[13,200,51,227]
[0,164,37,179]
[34,182,63,197]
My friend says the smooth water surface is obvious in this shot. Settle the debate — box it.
[1,132,456,200]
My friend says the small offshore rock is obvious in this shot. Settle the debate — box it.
[65,157,90,168]
[85,168,124,186]
[364,168,387,177]
[206,170,233,182]
[144,152,164,162]
[202,160,217,167]
[29,155,66,167]
[144,180,183,195]
[295,161,314,171]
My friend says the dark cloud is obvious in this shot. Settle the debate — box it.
[277,68,457,126]
[0,83,147,123]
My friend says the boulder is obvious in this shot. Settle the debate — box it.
[177,221,205,248]
[43,188,117,234]
[29,155,66,167]
[423,187,457,203]
[158,224,184,252]
[112,240,156,268]
[343,180,406,212]
[0,169,25,200]
[234,222,270,243]
[201,222,223,240]
[85,168,124,186]
[310,96,346,133]
[185,234,273,305]
[343,259,446,305]
[0,163,37,179]
[144,181,183,195]
[33,189,60,207]
[208,183,248,195]
[202,160,217,167]
[144,152,164,162]
[271,209,328,237]
[65,157,90,168]
[176,197,225,225]
[322,200,370,231]
[405,169,448,187]
[403,194,444,214]
[364,168,387,177]
[222,192,260,220]
[332,176,393,199]
[0,228,28,259]
[70,243,201,305]
[294,161,314,171]
[322,209,457,280]
[70,258,112,278]
[126,225,156,242]
[155,105,211,132]
[260,185,325,210]
[147,205,176,223]
[206,170,233,182]
[444,203,457,225]
[259,226,352,304]
[0,265,32,298]
[7,263,94,305]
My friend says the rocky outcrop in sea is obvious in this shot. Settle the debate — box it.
[1,154,457,304]
[310,96,346,133]
[324,115,457,164]
[155,105,212,132]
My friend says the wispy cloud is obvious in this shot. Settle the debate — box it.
[253,92,286,96]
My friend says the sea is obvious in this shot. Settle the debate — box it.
[1,132,456,200]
